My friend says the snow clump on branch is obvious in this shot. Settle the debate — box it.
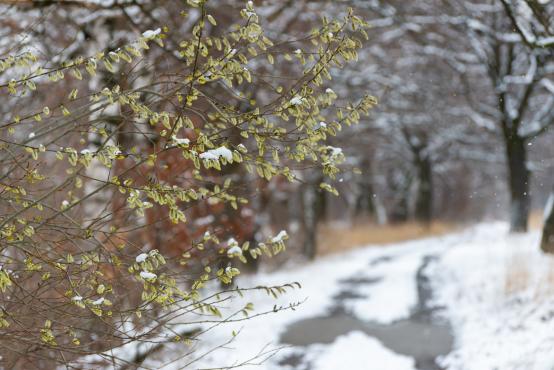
[199,146,233,161]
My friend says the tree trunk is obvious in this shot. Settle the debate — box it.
[354,181,376,218]
[506,136,530,232]
[302,174,326,260]
[540,190,554,254]
[414,155,433,225]
[243,177,270,273]
[354,158,376,219]
[387,169,411,223]
[302,184,317,260]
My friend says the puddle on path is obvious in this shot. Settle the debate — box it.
[279,255,453,370]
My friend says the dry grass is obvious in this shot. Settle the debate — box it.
[504,254,532,296]
[529,210,544,231]
[504,249,554,299]
[316,219,457,256]
[503,210,551,297]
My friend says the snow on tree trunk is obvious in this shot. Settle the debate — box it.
[506,137,530,232]
[374,193,388,225]
[540,190,554,254]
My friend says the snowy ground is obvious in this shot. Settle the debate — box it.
[430,225,554,370]
[126,223,554,370]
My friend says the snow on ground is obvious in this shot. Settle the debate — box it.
[430,223,554,370]
[104,223,554,370]
[148,240,423,369]
[140,226,485,369]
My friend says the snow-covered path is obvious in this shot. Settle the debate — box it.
[183,224,478,370]
[278,254,452,370]
[139,223,554,370]
[160,226,477,369]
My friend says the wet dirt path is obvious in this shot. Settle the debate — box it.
[279,254,453,370]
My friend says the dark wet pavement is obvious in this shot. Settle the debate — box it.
[279,254,453,370]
